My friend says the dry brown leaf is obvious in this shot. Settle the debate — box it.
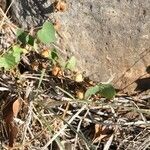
[54,20,61,31]
[31,61,39,71]
[93,134,108,143]
[75,73,83,82]
[41,49,50,58]
[93,124,114,143]
[12,99,21,118]
[52,66,61,76]
[58,69,63,76]
[42,62,49,69]
[2,99,20,147]
[8,123,18,148]
[89,80,95,85]
[76,90,84,99]
[93,124,102,139]
[55,0,67,12]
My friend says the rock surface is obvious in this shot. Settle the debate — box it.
[0,0,7,11]
[9,0,150,91]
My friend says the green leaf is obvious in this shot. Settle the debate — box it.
[16,29,28,44]
[37,21,56,44]
[84,84,116,99]
[65,56,76,71]
[49,49,59,64]
[26,35,35,46]
[12,45,23,63]
[0,53,16,70]
[99,84,116,99]
[50,49,58,60]
[0,45,23,70]
[84,85,100,99]
[16,29,35,46]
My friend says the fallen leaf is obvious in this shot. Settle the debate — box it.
[2,99,21,147]
[42,62,49,69]
[3,106,14,146]
[75,73,83,82]
[93,124,114,143]
[93,124,103,140]
[55,0,67,12]
[13,99,21,118]
[2,98,21,147]
[76,90,84,99]
[41,49,50,58]
[52,66,61,76]
[31,61,39,71]
[8,123,18,148]
[54,20,61,31]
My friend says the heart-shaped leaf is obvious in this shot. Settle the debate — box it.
[12,45,23,63]
[85,84,116,99]
[16,29,35,46]
[37,21,56,44]
[0,53,16,70]
[16,29,28,44]
[84,85,100,99]
[0,45,23,70]
[99,84,116,99]
[65,56,76,71]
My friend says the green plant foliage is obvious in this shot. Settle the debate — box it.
[16,29,35,46]
[12,45,23,63]
[37,21,56,44]
[65,56,76,71]
[99,84,116,99]
[0,53,16,70]
[49,49,59,64]
[0,45,23,70]
[84,85,100,99]
[26,35,35,46]
[85,84,116,99]
[50,49,58,60]
[16,29,28,44]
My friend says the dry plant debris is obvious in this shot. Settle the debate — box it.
[54,0,68,12]
[0,4,150,150]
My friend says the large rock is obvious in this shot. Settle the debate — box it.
[10,0,150,92]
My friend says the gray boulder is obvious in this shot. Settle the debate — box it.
[10,0,150,92]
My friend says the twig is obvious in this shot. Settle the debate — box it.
[56,86,76,100]
[131,101,147,122]
[0,0,16,29]
[103,134,114,150]
[21,101,33,149]
[74,109,89,150]
[123,120,150,126]
[41,105,87,150]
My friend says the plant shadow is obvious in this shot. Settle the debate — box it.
[9,0,56,28]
